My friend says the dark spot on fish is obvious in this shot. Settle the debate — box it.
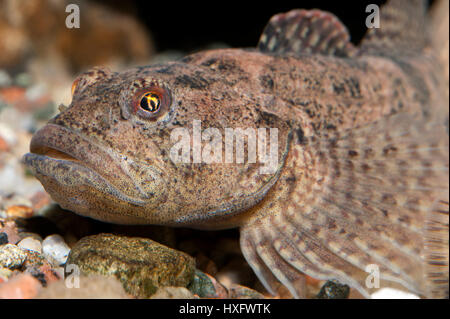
[260,74,274,90]
[174,74,210,90]
[286,175,296,183]
[333,82,346,95]
[382,145,398,156]
[348,150,358,157]
[296,127,306,145]
[155,65,175,75]
[327,220,337,230]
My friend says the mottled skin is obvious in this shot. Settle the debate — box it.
[24,1,448,298]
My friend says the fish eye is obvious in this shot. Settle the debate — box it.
[139,92,161,113]
[131,84,171,120]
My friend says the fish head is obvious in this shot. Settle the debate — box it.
[23,50,292,227]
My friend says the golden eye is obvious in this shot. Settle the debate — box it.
[132,84,170,120]
[140,92,161,113]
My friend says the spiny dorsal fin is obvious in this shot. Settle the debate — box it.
[258,9,356,57]
[359,0,429,56]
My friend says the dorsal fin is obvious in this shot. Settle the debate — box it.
[359,0,429,56]
[257,9,356,57]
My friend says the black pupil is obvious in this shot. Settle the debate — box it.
[140,93,160,112]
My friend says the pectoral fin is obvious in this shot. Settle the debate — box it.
[240,113,449,298]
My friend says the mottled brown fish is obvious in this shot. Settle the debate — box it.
[23,0,449,298]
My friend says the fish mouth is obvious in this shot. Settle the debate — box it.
[23,124,156,206]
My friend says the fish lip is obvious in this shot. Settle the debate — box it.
[22,152,147,206]
[23,123,155,202]
[27,123,112,177]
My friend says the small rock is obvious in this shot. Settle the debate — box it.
[18,232,42,243]
[0,232,7,245]
[0,70,12,87]
[0,135,8,152]
[18,237,42,253]
[228,284,265,299]
[0,244,27,269]
[0,267,12,281]
[151,286,195,299]
[36,274,130,299]
[25,263,60,287]
[187,270,218,298]
[5,205,34,219]
[65,233,196,298]
[0,122,17,146]
[29,191,51,212]
[0,221,20,244]
[42,234,71,266]
[0,273,42,299]
[14,73,32,88]
[316,280,350,299]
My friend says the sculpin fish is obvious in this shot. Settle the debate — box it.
[23,0,449,298]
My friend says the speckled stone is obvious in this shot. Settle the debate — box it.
[0,244,27,269]
[316,280,350,299]
[187,270,217,298]
[65,233,196,298]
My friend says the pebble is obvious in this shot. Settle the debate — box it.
[65,233,196,298]
[316,280,350,299]
[0,267,12,281]
[5,205,34,219]
[151,286,195,299]
[0,70,12,87]
[18,237,42,253]
[0,244,27,269]
[14,73,32,88]
[0,232,7,245]
[187,270,218,298]
[36,275,130,299]
[0,221,20,244]
[42,234,71,266]
[0,273,41,299]
[228,284,266,299]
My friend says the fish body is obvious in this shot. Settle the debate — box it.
[24,0,449,298]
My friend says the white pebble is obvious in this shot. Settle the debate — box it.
[18,237,42,253]
[0,70,12,87]
[42,234,71,266]
[371,288,420,299]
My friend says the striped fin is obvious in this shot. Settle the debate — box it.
[258,9,356,57]
[240,113,449,298]
[359,0,429,56]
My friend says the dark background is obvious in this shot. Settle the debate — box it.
[91,0,400,52]
[134,0,389,52]
[92,0,437,53]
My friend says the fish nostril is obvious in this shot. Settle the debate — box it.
[58,104,69,112]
